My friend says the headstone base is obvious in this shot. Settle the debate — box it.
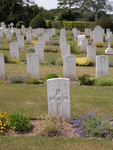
[105,48,113,55]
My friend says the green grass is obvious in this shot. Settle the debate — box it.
[1,30,113,149]
[0,137,113,150]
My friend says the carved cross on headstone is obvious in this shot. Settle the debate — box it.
[49,89,68,115]
[106,33,113,49]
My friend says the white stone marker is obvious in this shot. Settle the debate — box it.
[63,55,76,80]
[47,78,70,119]
[59,37,66,48]
[6,31,12,42]
[90,31,93,41]
[96,55,109,77]
[105,34,113,54]
[0,54,6,79]
[38,36,45,47]
[78,35,86,46]
[93,25,104,45]
[61,44,70,57]
[87,46,96,63]
[26,31,32,44]
[17,35,24,49]
[35,43,44,61]
[81,39,88,52]
[0,29,3,38]
[26,54,40,79]
[9,42,19,58]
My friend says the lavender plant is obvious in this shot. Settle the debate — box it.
[71,110,113,139]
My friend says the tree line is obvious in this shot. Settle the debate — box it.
[0,0,113,27]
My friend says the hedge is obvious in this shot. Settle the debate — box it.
[46,20,93,31]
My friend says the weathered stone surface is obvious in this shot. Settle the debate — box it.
[63,55,76,80]
[26,54,40,79]
[35,43,44,61]
[61,44,70,57]
[87,46,96,62]
[9,42,19,58]
[96,55,109,77]
[0,54,6,79]
[47,78,70,119]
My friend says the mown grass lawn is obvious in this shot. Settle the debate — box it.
[0,30,113,149]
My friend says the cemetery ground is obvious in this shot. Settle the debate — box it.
[1,30,113,149]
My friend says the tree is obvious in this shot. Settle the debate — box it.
[78,0,113,20]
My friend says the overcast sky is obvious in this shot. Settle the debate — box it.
[35,0,113,11]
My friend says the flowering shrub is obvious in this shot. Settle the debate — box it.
[95,42,103,47]
[0,112,10,135]
[32,40,38,44]
[39,114,64,136]
[76,58,93,66]
[10,74,25,83]
[71,110,113,138]
[78,74,95,85]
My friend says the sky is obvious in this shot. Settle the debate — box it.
[35,0,113,11]
[35,0,58,10]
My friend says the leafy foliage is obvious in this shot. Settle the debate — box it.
[16,21,24,28]
[10,74,25,84]
[29,15,46,28]
[26,47,35,52]
[45,73,59,80]
[25,77,44,84]
[8,112,31,132]
[78,74,95,85]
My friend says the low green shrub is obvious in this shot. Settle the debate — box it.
[10,74,25,84]
[78,74,95,85]
[16,21,24,29]
[25,77,44,84]
[45,73,59,80]
[8,112,31,132]
[27,47,35,52]
[67,36,73,41]
[50,58,56,65]
[68,42,81,54]
[44,48,58,53]
[10,58,20,64]
[94,77,113,86]
[56,58,63,65]
[4,54,9,63]
[30,15,46,28]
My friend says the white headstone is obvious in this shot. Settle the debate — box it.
[63,55,76,80]
[61,44,70,57]
[35,43,44,61]
[60,37,66,48]
[0,54,6,79]
[26,54,40,79]
[9,42,19,58]
[87,46,96,63]
[96,55,109,77]
[47,78,70,119]
[78,35,86,46]
[93,25,104,45]
[90,31,93,41]
[17,35,24,49]
[81,39,88,52]
[6,31,12,42]
[0,29,3,39]
[38,36,45,47]
[26,31,32,44]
